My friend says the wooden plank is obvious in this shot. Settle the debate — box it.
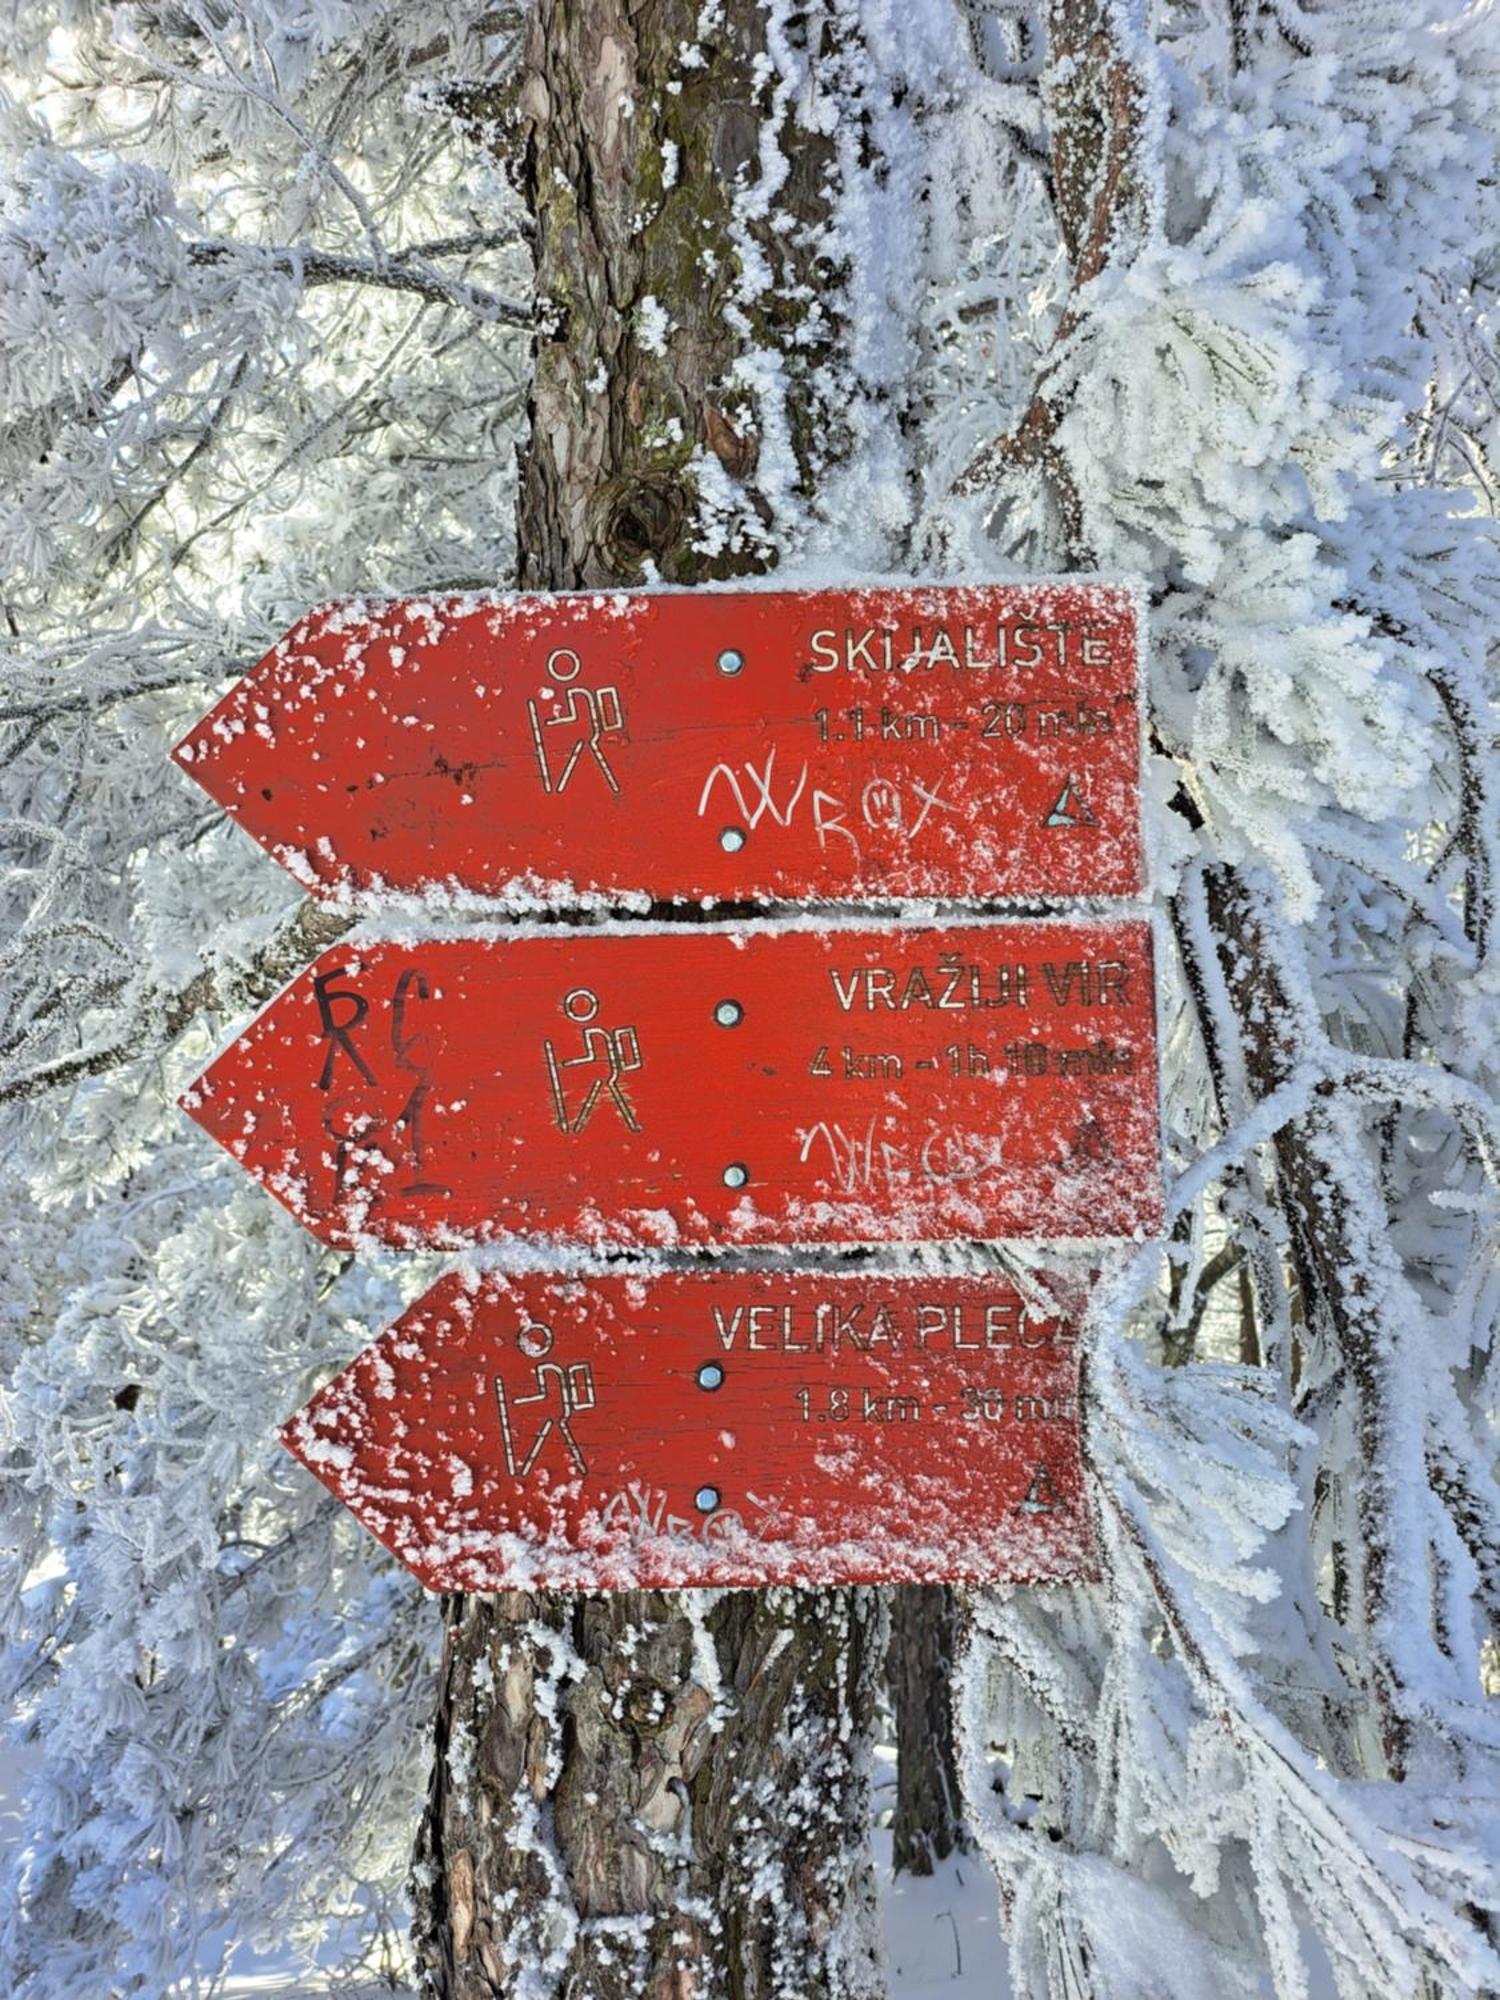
[173,583,1144,904]
[183,919,1163,1249]
[281,1269,1096,1590]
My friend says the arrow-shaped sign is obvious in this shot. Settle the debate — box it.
[281,1269,1096,1590]
[173,583,1143,905]
[183,919,1164,1250]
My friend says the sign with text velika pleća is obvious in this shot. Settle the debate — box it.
[173,581,1144,906]
[280,1269,1097,1591]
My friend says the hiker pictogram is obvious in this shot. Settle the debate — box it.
[527,647,626,797]
[543,987,644,1134]
[495,1355,597,1482]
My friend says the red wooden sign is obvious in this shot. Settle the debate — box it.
[184,919,1162,1250]
[282,1269,1094,1590]
[173,583,1143,905]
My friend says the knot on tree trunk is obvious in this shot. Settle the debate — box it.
[597,477,691,571]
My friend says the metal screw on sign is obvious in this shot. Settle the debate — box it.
[714,999,743,1027]
[719,825,747,852]
[721,1162,750,1189]
[716,648,744,675]
[694,1486,721,1513]
[696,1363,725,1391]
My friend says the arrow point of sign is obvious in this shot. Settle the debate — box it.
[169,600,380,899]
[178,949,366,1251]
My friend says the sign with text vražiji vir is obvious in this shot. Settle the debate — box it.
[172,583,1143,905]
[281,1269,1096,1591]
[183,919,1164,1251]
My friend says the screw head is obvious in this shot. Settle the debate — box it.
[696,1362,725,1391]
[714,999,743,1028]
[721,1162,749,1190]
[719,825,747,853]
[694,1485,721,1513]
[717,648,744,676]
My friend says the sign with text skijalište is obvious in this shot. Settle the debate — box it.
[174,582,1144,906]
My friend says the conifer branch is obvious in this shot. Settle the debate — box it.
[0,899,353,1105]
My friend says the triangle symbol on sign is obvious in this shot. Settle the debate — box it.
[1045,778,1097,829]
[1018,1463,1064,1514]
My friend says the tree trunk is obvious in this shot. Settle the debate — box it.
[512,0,854,586]
[886,1586,967,1875]
[411,1,884,1992]
[412,1589,883,1996]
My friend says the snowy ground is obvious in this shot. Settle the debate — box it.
[208,1841,1001,1999]
[1,1733,1001,1998]
[872,1828,1007,2000]
[204,1836,1000,1999]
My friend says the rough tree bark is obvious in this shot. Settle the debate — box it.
[511,0,853,586]
[409,3,886,1994]
[886,1586,967,1875]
